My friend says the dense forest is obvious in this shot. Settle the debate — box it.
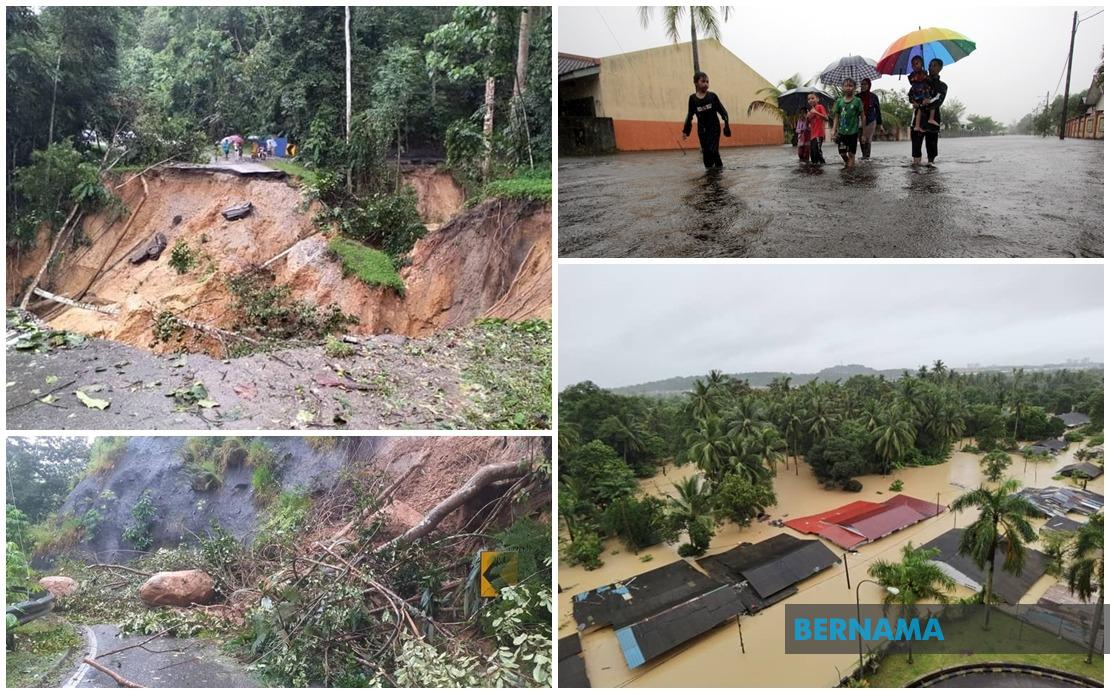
[7,6,551,252]
[559,364,1103,568]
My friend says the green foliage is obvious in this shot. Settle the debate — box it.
[255,490,311,549]
[5,616,84,688]
[889,479,905,492]
[87,436,127,477]
[563,441,636,508]
[181,437,248,491]
[1064,429,1086,443]
[168,240,196,274]
[6,536,34,603]
[327,237,405,293]
[479,173,551,203]
[227,270,357,346]
[980,449,1013,483]
[461,319,551,430]
[711,474,776,526]
[564,530,603,570]
[324,335,355,358]
[122,490,157,551]
[600,495,672,551]
[325,188,427,258]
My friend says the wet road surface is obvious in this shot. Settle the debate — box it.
[63,624,258,688]
[559,136,1103,258]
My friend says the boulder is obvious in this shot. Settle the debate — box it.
[139,570,216,607]
[38,576,79,598]
[129,232,168,264]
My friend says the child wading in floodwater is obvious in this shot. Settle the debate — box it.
[908,55,939,132]
[795,106,810,162]
[805,93,828,164]
[832,78,864,169]
[682,71,732,170]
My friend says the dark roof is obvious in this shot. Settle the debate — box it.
[1044,515,1083,533]
[616,584,743,668]
[924,528,1049,604]
[1057,412,1091,427]
[1058,462,1104,479]
[557,634,591,688]
[559,53,600,77]
[1018,486,1104,516]
[698,534,839,599]
[571,560,722,630]
[1032,438,1067,452]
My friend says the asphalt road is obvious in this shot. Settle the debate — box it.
[558,136,1103,258]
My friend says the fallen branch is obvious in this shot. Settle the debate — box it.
[32,288,119,315]
[114,156,174,190]
[374,460,528,553]
[18,205,81,310]
[81,658,144,688]
[5,379,76,411]
[95,629,170,659]
[164,314,263,346]
[76,175,149,302]
[86,563,153,577]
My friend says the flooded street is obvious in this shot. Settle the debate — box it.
[558,443,1103,687]
[558,136,1104,258]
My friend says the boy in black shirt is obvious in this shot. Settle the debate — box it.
[682,71,731,169]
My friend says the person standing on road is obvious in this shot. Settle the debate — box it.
[857,78,882,160]
[682,71,732,170]
[795,106,811,162]
[911,59,947,166]
[832,78,864,169]
[806,93,828,165]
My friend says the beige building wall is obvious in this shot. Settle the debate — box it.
[593,39,783,150]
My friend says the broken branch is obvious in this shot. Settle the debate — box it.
[82,658,145,688]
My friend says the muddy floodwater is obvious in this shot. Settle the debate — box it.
[559,136,1103,258]
[558,442,1103,687]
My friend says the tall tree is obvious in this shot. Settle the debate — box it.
[868,542,956,663]
[1063,513,1104,664]
[637,6,732,73]
[950,479,1038,627]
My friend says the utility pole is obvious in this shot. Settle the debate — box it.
[1058,11,1077,139]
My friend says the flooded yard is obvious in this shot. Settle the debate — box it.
[558,443,1103,687]
[559,136,1104,258]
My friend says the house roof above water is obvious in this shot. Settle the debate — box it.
[698,533,839,600]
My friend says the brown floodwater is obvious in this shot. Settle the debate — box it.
[558,441,1103,687]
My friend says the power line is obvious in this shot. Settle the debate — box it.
[1077,8,1103,23]
[596,7,625,55]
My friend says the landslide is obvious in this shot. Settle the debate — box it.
[43,435,547,564]
[8,165,550,354]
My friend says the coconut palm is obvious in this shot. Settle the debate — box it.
[723,434,767,486]
[727,398,767,439]
[748,425,786,476]
[872,406,915,474]
[686,415,730,484]
[868,542,956,663]
[1010,368,1028,441]
[805,394,839,442]
[637,6,732,73]
[687,378,719,420]
[669,474,715,553]
[950,479,1038,628]
[746,73,810,128]
[780,397,804,475]
[1063,513,1104,664]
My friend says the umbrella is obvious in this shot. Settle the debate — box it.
[877,27,976,75]
[777,86,834,114]
[221,134,244,146]
[820,56,880,87]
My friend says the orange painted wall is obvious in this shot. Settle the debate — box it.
[612,120,783,151]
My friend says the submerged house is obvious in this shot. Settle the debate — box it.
[1057,411,1091,428]
[1026,438,1068,456]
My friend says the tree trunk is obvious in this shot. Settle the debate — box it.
[18,204,81,310]
[375,459,527,552]
[1085,585,1103,664]
[344,5,353,195]
[481,11,498,182]
[513,8,530,98]
[983,538,997,629]
[47,39,63,148]
[690,15,700,73]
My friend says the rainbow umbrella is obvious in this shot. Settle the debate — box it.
[876,27,976,75]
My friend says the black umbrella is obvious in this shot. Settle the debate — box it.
[777,86,835,115]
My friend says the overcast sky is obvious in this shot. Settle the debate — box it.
[559,5,1104,124]
[558,264,1104,388]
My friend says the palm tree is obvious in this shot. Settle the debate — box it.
[805,394,839,442]
[687,379,719,421]
[723,434,768,485]
[747,74,812,137]
[1010,368,1028,442]
[749,426,786,476]
[637,6,732,73]
[950,479,1038,628]
[781,397,804,475]
[868,542,956,663]
[670,474,715,553]
[1063,513,1104,664]
[872,406,915,474]
[686,415,730,485]
[727,398,767,439]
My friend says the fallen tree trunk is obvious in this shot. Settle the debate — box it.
[18,205,81,310]
[32,288,119,315]
[75,175,149,302]
[81,658,144,688]
[375,460,528,553]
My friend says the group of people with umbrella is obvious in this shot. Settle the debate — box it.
[218,134,281,162]
[684,27,975,171]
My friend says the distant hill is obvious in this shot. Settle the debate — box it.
[609,361,1102,396]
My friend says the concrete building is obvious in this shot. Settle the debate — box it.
[559,39,783,154]
[1065,62,1103,139]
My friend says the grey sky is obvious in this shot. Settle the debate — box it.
[559,6,1104,124]
[558,264,1104,388]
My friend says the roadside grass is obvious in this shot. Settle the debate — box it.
[6,615,83,688]
[461,318,551,429]
[265,159,319,187]
[327,237,405,293]
[475,171,551,204]
[867,609,1104,687]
